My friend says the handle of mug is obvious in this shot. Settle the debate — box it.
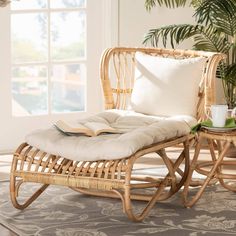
[206,110,212,121]
[231,107,236,118]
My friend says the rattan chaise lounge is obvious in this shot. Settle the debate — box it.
[10,47,224,221]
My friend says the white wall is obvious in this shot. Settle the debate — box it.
[118,0,194,48]
[118,0,224,103]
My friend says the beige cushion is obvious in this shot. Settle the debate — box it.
[130,52,207,117]
[25,110,197,161]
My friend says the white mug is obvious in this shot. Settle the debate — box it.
[209,105,228,127]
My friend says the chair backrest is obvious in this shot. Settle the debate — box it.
[100,47,225,121]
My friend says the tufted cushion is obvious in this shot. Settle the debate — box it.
[25,110,197,161]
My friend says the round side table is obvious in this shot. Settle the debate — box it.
[182,128,236,207]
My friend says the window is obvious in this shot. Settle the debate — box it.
[0,0,115,152]
[11,0,87,116]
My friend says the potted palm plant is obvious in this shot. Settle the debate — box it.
[144,0,236,109]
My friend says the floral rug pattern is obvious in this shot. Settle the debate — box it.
[0,182,236,236]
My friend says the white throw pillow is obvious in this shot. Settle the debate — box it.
[130,52,207,117]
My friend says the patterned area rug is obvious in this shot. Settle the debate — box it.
[0,181,236,236]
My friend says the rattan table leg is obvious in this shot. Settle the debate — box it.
[219,178,236,192]
[182,137,231,208]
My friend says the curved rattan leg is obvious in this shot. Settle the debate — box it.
[156,141,190,201]
[114,178,169,222]
[217,141,236,192]
[218,161,236,191]
[183,140,231,207]
[10,175,49,209]
[10,143,49,209]
[119,162,189,222]
[219,178,236,192]
[115,140,190,221]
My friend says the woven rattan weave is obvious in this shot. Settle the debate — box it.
[10,47,224,221]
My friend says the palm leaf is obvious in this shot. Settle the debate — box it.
[195,0,236,36]
[145,0,203,10]
[231,43,236,65]
[193,26,231,53]
[220,63,236,107]
[225,63,236,85]
[143,24,203,48]
[143,23,231,52]
[145,0,188,10]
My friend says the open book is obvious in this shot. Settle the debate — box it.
[55,120,122,137]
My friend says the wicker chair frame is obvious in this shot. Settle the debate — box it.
[10,47,224,221]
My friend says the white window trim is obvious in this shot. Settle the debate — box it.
[102,0,119,48]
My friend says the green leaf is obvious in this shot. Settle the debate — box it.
[195,0,236,36]
[143,24,203,48]
[225,63,236,85]
[145,0,189,10]
[193,26,231,53]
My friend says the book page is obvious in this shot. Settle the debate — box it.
[55,120,94,136]
[84,122,120,136]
